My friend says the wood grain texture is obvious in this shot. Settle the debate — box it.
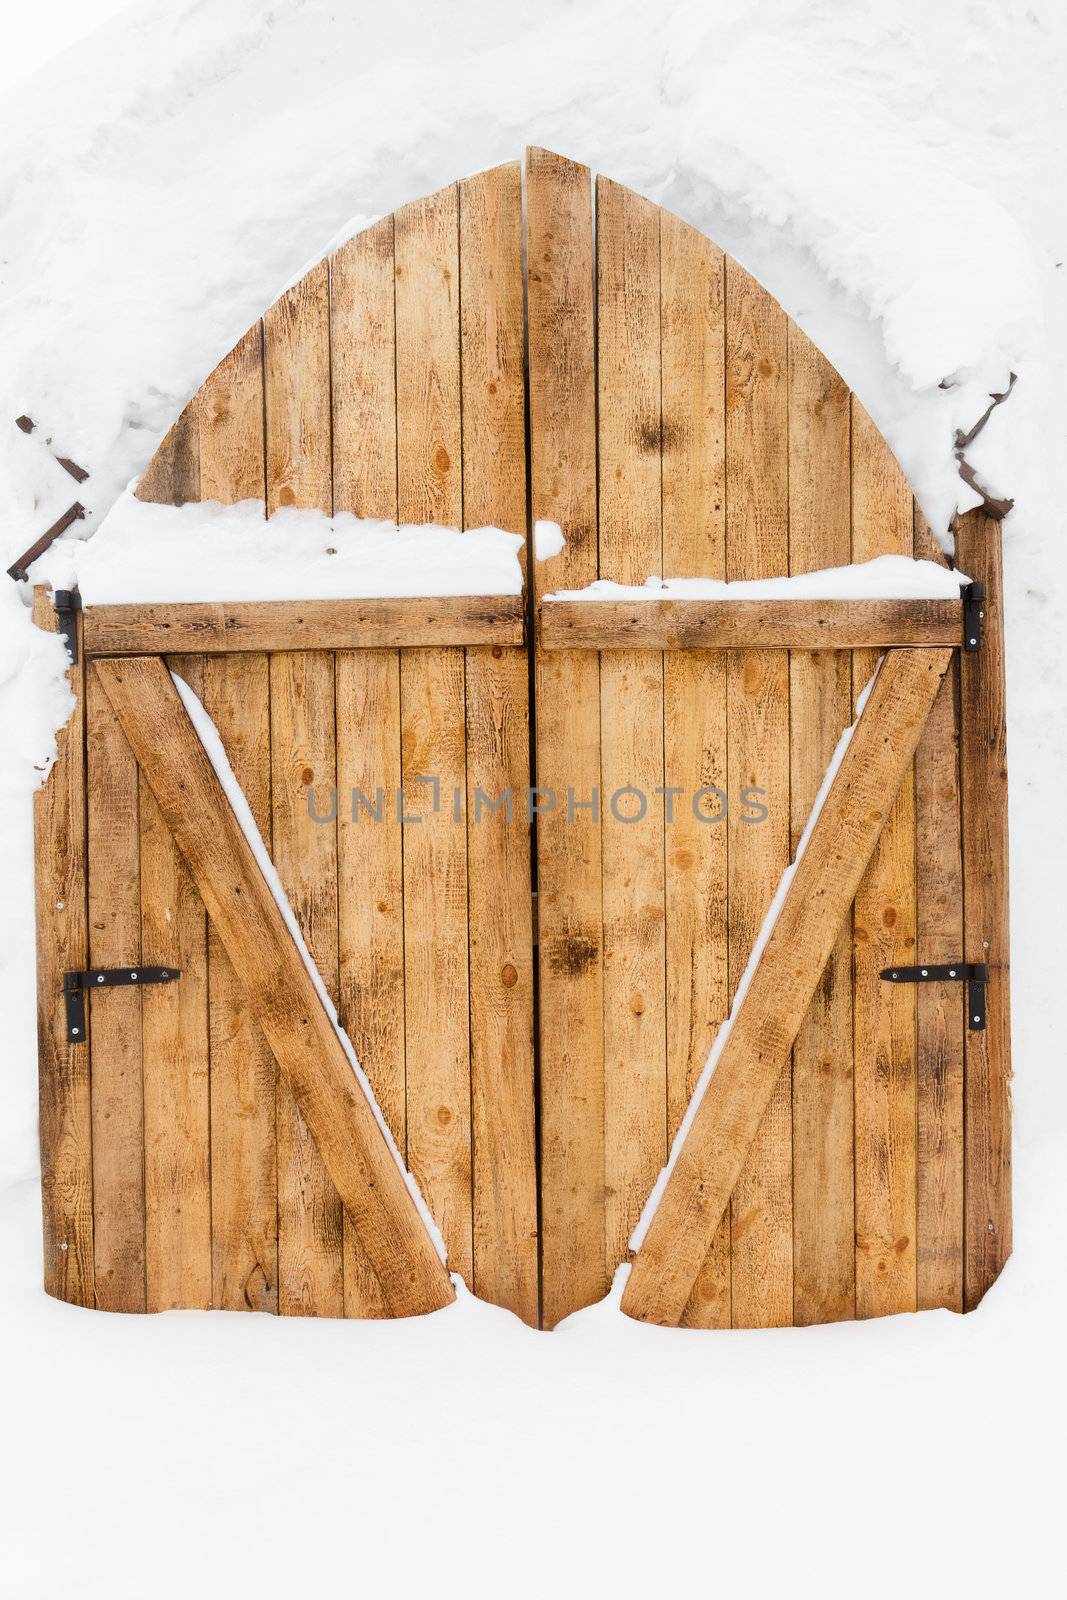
[330,211,403,1318]
[140,655,211,1311]
[395,180,473,1283]
[197,336,277,1313]
[33,589,94,1306]
[787,324,855,1326]
[84,596,525,656]
[204,652,278,1313]
[596,175,667,1279]
[86,664,145,1311]
[198,324,266,503]
[538,598,962,651]
[265,261,332,513]
[622,648,952,1326]
[526,148,606,1327]
[724,257,792,1328]
[660,211,730,1328]
[851,399,918,1318]
[270,649,343,1316]
[460,161,538,1325]
[955,509,1011,1309]
[913,507,964,1312]
[135,400,200,506]
[93,654,453,1317]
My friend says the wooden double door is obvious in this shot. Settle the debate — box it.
[35,152,1010,1330]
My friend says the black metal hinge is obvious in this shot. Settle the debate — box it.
[962,581,985,653]
[62,967,181,1044]
[53,588,83,666]
[880,962,987,1030]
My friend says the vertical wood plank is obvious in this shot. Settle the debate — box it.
[788,324,855,1326]
[33,590,94,1306]
[955,509,1011,1309]
[141,654,211,1311]
[332,214,403,1318]
[199,325,267,504]
[660,209,731,1330]
[86,665,145,1311]
[460,162,538,1325]
[851,399,918,1317]
[724,258,792,1327]
[913,507,964,1312]
[265,260,342,1316]
[596,175,667,1280]
[395,182,473,1284]
[136,400,200,506]
[198,335,278,1313]
[526,148,606,1327]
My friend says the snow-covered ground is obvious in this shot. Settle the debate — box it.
[2,2,1066,1594]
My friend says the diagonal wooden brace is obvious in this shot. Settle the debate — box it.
[93,654,455,1318]
[621,647,953,1326]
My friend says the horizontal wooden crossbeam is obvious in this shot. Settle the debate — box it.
[83,594,525,655]
[538,597,963,651]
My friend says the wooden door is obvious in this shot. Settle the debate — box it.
[34,153,1010,1330]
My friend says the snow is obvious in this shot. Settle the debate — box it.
[171,671,447,1262]
[546,556,969,604]
[32,490,526,603]
[533,518,566,560]
[2,2,1066,1595]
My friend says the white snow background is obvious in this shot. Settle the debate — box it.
[1,1,1066,1595]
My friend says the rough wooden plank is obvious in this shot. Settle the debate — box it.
[85,664,145,1312]
[622,647,952,1326]
[851,399,918,1318]
[32,589,94,1307]
[460,161,538,1325]
[913,506,965,1312]
[955,509,1011,1309]
[331,216,398,521]
[93,654,453,1317]
[139,655,211,1311]
[204,652,278,1313]
[660,210,730,1329]
[136,400,200,506]
[198,324,266,504]
[270,649,343,1316]
[331,210,402,1319]
[395,179,473,1285]
[596,174,667,1281]
[526,147,606,1327]
[265,261,332,512]
[84,596,525,656]
[538,598,962,651]
[724,257,792,1328]
[788,324,855,1326]
[263,257,341,1316]
[197,334,277,1314]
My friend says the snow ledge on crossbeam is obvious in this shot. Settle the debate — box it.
[544,555,969,603]
[29,489,526,604]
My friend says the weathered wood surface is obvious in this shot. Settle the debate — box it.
[660,211,731,1329]
[527,148,607,1328]
[851,401,919,1318]
[460,161,538,1326]
[956,509,1011,1309]
[787,326,855,1326]
[538,597,961,651]
[33,589,95,1307]
[622,647,952,1326]
[84,595,525,655]
[92,654,454,1317]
